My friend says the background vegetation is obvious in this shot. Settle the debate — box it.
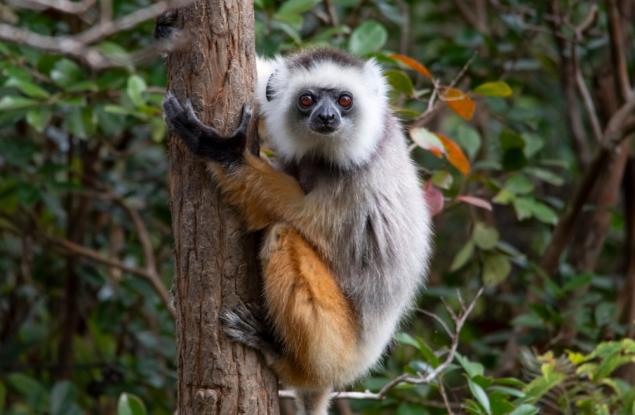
[1,0,634,414]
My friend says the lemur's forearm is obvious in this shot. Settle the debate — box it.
[208,154,306,230]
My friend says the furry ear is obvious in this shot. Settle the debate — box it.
[265,72,277,102]
[363,58,388,97]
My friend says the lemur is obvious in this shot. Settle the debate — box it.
[163,48,432,415]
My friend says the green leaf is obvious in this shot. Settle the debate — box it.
[521,133,543,158]
[151,117,167,142]
[493,188,514,205]
[5,77,50,98]
[529,200,558,224]
[473,81,512,97]
[451,240,474,271]
[415,336,441,368]
[127,75,147,107]
[50,59,82,88]
[482,253,511,286]
[523,362,566,401]
[456,353,484,378]
[0,95,38,110]
[472,222,499,250]
[97,41,131,63]
[561,273,593,292]
[117,393,147,415]
[455,124,481,159]
[504,174,533,194]
[509,404,539,415]
[8,373,48,412]
[50,381,76,415]
[384,69,414,96]
[595,302,616,328]
[277,0,320,16]
[512,197,533,221]
[348,21,387,55]
[396,403,425,415]
[394,332,419,349]
[487,385,525,398]
[524,167,563,186]
[431,169,453,189]
[468,379,492,415]
[26,108,52,132]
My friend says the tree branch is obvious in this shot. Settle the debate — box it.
[0,0,194,69]
[9,0,96,15]
[48,235,175,319]
[541,93,635,274]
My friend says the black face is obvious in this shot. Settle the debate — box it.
[296,88,354,134]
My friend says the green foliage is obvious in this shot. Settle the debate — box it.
[1,0,633,413]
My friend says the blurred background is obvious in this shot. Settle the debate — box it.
[0,0,634,414]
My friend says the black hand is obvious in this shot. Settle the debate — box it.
[154,10,178,40]
[163,92,251,166]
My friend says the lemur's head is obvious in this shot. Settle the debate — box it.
[257,48,389,168]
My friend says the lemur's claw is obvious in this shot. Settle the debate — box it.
[220,304,271,351]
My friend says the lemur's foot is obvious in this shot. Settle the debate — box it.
[220,303,280,361]
[162,92,250,165]
[154,10,179,40]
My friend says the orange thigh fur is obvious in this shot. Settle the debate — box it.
[261,224,358,388]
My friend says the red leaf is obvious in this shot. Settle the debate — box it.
[456,195,493,211]
[389,53,433,79]
[436,133,471,175]
[423,181,444,217]
[440,87,475,120]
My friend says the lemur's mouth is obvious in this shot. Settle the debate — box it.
[310,124,339,135]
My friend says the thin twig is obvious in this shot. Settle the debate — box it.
[418,308,453,338]
[575,69,603,143]
[606,0,632,102]
[322,0,338,26]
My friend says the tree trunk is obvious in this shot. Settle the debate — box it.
[165,1,280,414]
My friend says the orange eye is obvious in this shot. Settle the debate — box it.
[299,94,314,108]
[338,94,353,108]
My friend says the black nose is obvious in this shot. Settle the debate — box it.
[318,112,336,124]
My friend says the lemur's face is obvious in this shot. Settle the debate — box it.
[294,88,354,135]
[260,53,389,167]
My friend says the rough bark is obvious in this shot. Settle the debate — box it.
[165,1,279,414]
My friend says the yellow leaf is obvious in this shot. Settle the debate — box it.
[440,87,475,120]
[436,133,471,175]
[389,53,433,79]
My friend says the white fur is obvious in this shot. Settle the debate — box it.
[256,58,389,168]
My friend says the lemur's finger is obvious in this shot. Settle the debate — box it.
[184,100,199,122]
[162,93,184,122]
[235,105,252,137]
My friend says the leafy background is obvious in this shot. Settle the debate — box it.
[1,0,634,414]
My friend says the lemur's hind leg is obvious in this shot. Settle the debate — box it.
[261,224,358,389]
[296,389,333,415]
